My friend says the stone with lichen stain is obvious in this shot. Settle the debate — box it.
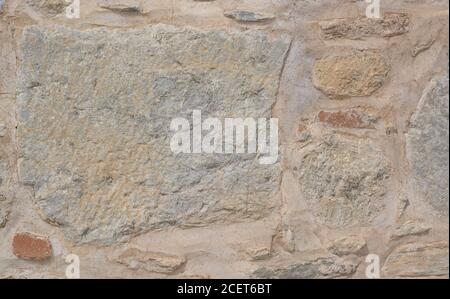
[320,13,409,40]
[17,25,290,244]
[327,235,367,256]
[296,135,391,227]
[318,109,377,129]
[313,51,389,99]
[383,242,449,278]
[12,232,52,261]
[224,10,275,23]
[113,248,186,274]
[406,72,449,216]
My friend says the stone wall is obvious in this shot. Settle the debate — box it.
[0,0,448,278]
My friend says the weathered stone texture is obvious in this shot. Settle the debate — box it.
[318,109,377,129]
[17,25,289,244]
[406,73,449,216]
[320,13,409,40]
[296,136,391,227]
[313,51,389,99]
[383,242,449,278]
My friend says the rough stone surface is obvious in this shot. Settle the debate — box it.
[318,109,377,129]
[320,13,409,40]
[12,232,52,261]
[253,256,358,279]
[313,51,389,99]
[383,242,449,278]
[17,25,289,244]
[296,136,391,227]
[389,220,432,240]
[114,248,186,274]
[327,235,367,256]
[406,73,449,216]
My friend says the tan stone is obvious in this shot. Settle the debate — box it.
[318,109,377,129]
[313,51,389,99]
[327,235,367,256]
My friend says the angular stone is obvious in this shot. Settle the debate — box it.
[389,220,431,240]
[383,242,449,278]
[320,13,409,40]
[224,10,275,23]
[318,109,377,129]
[17,25,290,244]
[12,232,52,261]
[296,136,391,227]
[114,248,186,274]
[253,256,358,279]
[313,51,389,99]
[406,73,449,216]
[327,235,367,256]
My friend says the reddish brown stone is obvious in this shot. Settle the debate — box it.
[12,232,52,261]
[318,109,376,129]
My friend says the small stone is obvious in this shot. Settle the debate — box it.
[383,242,449,278]
[0,194,10,228]
[12,232,52,261]
[389,220,431,240]
[247,247,272,261]
[313,51,389,99]
[27,0,69,15]
[114,248,186,274]
[327,235,367,256]
[253,256,358,279]
[224,10,275,23]
[98,0,142,13]
[0,122,7,137]
[320,13,409,40]
[318,109,377,129]
[412,38,435,57]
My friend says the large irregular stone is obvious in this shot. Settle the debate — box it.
[17,25,290,244]
[320,13,409,40]
[313,51,389,99]
[253,256,358,279]
[113,248,186,274]
[296,136,391,227]
[406,73,449,216]
[383,242,449,278]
